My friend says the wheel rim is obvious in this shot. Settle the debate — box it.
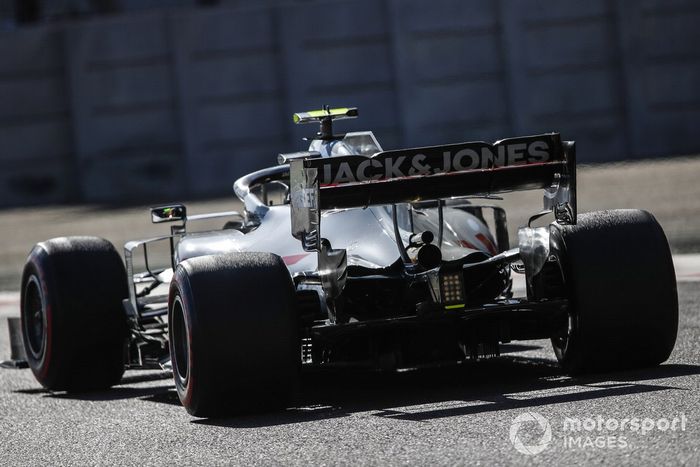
[171,295,190,387]
[23,275,47,361]
[553,312,574,355]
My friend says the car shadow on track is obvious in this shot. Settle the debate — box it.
[13,370,174,401]
[191,356,700,428]
[48,385,175,401]
[12,348,700,424]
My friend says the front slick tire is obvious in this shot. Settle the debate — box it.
[169,252,299,417]
[551,210,678,374]
[20,236,128,391]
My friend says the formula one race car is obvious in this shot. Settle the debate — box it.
[19,107,678,417]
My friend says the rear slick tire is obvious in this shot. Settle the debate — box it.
[550,210,678,374]
[20,236,128,391]
[168,252,299,417]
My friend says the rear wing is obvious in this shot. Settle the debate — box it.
[290,133,576,251]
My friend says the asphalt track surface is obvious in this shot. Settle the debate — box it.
[0,271,699,465]
[0,156,699,465]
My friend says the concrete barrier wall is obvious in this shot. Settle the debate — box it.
[390,0,511,146]
[171,6,286,196]
[617,0,700,157]
[500,0,628,162]
[0,26,76,205]
[279,0,401,151]
[64,13,184,201]
[0,0,698,205]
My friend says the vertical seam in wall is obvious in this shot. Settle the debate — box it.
[494,0,515,136]
[269,4,291,153]
[164,11,191,196]
[385,0,405,148]
[61,23,85,203]
[273,3,298,150]
[610,0,633,159]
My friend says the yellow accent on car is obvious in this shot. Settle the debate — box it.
[293,107,358,124]
[444,304,465,310]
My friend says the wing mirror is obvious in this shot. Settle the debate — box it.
[151,204,186,223]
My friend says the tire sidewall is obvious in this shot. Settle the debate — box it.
[547,224,584,371]
[168,270,200,414]
[21,246,59,386]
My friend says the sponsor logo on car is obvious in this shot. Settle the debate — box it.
[316,138,555,186]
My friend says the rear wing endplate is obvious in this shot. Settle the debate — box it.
[290,133,576,251]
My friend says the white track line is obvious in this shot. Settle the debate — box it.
[503,254,699,296]
[0,292,19,305]
[674,253,700,282]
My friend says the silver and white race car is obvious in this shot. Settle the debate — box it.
[18,107,678,417]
